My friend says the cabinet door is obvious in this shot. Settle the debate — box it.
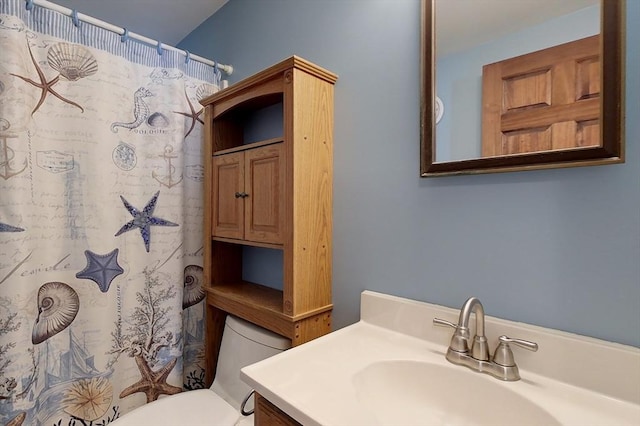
[255,393,301,426]
[244,143,285,244]
[212,151,244,240]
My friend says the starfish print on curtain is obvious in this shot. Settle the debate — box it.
[0,221,24,232]
[119,355,182,403]
[75,249,125,292]
[10,41,97,115]
[114,191,179,253]
[172,88,204,138]
[5,412,26,426]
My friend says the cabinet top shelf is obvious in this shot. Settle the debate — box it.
[200,56,338,107]
[213,137,284,157]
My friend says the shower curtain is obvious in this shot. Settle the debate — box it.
[0,1,220,424]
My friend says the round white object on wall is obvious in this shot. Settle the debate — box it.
[435,96,444,124]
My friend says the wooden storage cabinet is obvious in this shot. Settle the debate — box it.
[212,142,285,245]
[200,57,337,386]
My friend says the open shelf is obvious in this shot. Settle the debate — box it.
[212,137,284,157]
[206,281,288,337]
[212,236,283,250]
[205,281,333,340]
[208,281,283,313]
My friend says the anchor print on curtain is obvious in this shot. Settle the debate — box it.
[0,1,221,424]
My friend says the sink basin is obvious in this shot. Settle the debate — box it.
[353,360,561,426]
[242,293,640,426]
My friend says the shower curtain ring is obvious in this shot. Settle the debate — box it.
[157,40,163,56]
[71,9,80,27]
[121,28,129,43]
[185,50,191,64]
[26,0,34,11]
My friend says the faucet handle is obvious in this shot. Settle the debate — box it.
[433,318,470,353]
[433,317,457,329]
[493,335,538,367]
[499,335,538,351]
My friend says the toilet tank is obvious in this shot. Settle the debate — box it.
[210,315,290,409]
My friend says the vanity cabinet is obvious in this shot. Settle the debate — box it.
[255,393,301,426]
[200,56,337,386]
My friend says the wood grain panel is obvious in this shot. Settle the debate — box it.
[212,78,284,119]
[576,57,600,100]
[291,311,332,346]
[211,241,242,284]
[502,127,551,155]
[213,118,243,152]
[212,152,244,239]
[503,69,550,111]
[255,393,301,426]
[500,98,599,131]
[203,106,214,290]
[577,119,600,147]
[482,35,600,156]
[288,69,333,316]
[204,302,226,387]
[245,143,285,244]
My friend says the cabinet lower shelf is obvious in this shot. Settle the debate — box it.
[205,282,332,340]
[212,236,282,250]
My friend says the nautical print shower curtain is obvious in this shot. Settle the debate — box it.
[0,1,220,424]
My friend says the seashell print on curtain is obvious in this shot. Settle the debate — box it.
[0,1,221,424]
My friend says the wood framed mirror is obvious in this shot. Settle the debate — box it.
[420,0,625,177]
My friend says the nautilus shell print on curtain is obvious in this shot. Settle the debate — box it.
[46,42,98,81]
[32,281,80,344]
[182,265,205,309]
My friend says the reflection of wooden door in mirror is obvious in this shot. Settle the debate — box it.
[481,35,600,157]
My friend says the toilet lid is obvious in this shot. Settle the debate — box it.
[110,389,239,426]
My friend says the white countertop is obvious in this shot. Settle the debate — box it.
[241,291,640,426]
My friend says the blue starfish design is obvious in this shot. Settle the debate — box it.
[76,248,125,292]
[0,222,24,232]
[114,191,179,252]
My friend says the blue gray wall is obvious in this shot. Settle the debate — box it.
[180,0,640,347]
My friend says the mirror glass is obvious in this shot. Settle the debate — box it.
[421,0,624,176]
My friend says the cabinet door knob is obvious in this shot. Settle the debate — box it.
[235,192,249,198]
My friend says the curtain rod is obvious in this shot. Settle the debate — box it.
[28,0,233,75]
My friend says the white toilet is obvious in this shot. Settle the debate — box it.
[111,315,290,426]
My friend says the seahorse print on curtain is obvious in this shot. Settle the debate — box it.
[110,87,153,133]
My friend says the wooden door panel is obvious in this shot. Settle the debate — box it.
[576,57,600,100]
[501,98,599,132]
[502,127,551,155]
[503,69,550,111]
[212,152,244,239]
[482,35,600,157]
[245,143,284,244]
[502,118,600,154]
[577,119,599,147]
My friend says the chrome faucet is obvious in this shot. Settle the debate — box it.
[434,297,538,381]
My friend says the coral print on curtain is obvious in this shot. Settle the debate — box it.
[0,1,220,424]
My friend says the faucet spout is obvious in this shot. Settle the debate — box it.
[458,297,485,337]
[457,297,489,361]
